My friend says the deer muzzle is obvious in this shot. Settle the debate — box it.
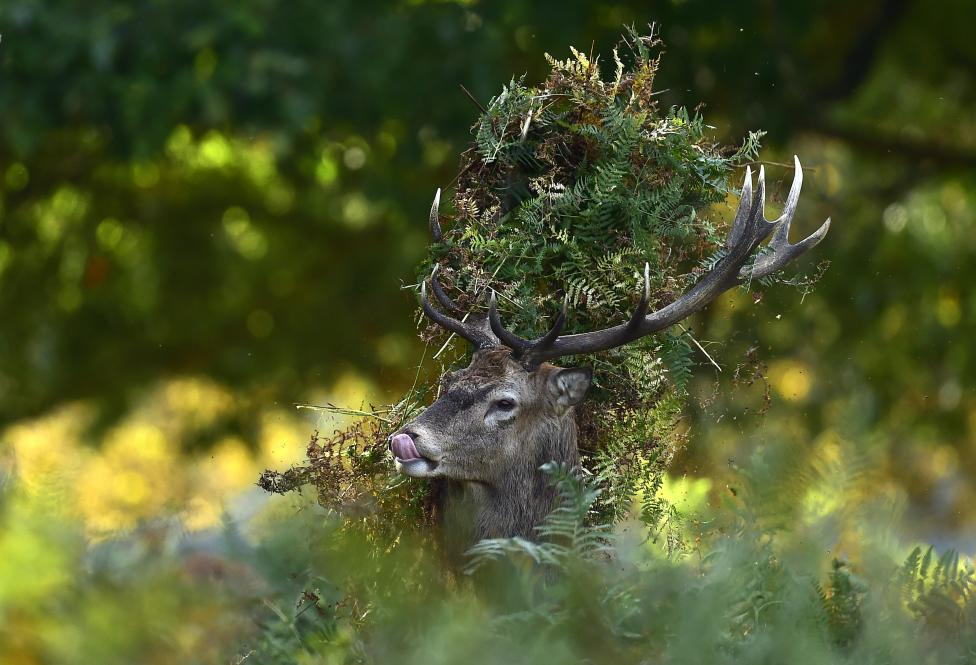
[389,432,440,477]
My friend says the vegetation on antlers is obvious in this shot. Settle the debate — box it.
[420,27,806,529]
[260,27,817,545]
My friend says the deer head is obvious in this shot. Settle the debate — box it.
[391,157,830,547]
[390,348,591,485]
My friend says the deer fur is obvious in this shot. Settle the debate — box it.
[391,348,591,559]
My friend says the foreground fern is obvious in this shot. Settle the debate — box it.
[7,437,976,663]
[900,545,976,641]
[464,462,612,575]
[245,447,976,664]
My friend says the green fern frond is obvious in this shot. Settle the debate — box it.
[464,462,611,575]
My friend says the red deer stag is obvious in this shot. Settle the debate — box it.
[389,158,830,555]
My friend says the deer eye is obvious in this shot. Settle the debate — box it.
[494,398,516,411]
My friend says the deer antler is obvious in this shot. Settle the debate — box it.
[429,188,443,242]
[419,189,498,349]
[488,291,569,358]
[488,157,829,366]
[420,157,830,367]
[421,265,498,350]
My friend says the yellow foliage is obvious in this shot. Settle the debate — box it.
[0,497,74,609]
[76,422,180,536]
[182,495,223,532]
[769,359,813,402]
[157,376,235,428]
[659,473,712,515]
[258,409,311,469]
[5,403,91,511]
[2,375,315,538]
[936,290,961,328]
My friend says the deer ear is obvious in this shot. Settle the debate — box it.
[547,367,592,408]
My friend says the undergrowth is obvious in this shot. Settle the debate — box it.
[5,437,976,663]
[240,444,976,665]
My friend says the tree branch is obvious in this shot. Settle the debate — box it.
[807,119,976,170]
[817,0,914,102]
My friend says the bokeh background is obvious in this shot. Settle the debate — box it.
[1,0,974,659]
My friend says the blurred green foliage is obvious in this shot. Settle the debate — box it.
[1,0,974,538]
[6,441,976,664]
[1,0,976,662]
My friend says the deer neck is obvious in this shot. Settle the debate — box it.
[436,411,581,557]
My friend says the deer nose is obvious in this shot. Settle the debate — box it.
[389,432,421,460]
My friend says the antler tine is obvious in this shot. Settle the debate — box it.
[489,291,571,364]
[421,279,495,349]
[726,165,777,261]
[429,188,443,242]
[748,218,831,280]
[519,264,650,366]
[743,156,831,281]
[726,166,753,251]
[777,156,805,239]
[752,165,776,245]
[532,294,569,350]
[430,264,464,314]
[488,291,533,355]
[421,281,465,338]
[418,192,500,350]
[623,262,652,331]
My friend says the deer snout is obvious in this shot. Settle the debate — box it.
[389,430,442,478]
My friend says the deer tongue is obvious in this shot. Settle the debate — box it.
[390,433,421,461]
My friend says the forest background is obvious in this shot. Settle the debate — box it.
[1,1,975,662]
